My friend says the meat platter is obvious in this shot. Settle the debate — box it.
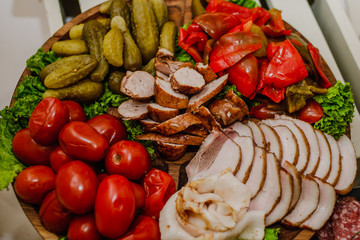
[8,0,358,239]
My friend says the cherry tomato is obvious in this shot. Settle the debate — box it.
[39,190,73,234]
[49,146,73,172]
[14,165,55,205]
[299,99,324,124]
[59,121,109,163]
[87,114,127,146]
[28,97,69,145]
[249,103,284,119]
[130,182,145,209]
[56,161,99,214]
[67,213,101,240]
[143,169,176,219]
[117,215,160,240]
[62,100,87,122]
[95,175,136,239]
[105,140,151,180]
[12,128,55,166]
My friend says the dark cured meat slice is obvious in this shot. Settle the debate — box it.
[317,219,335,240]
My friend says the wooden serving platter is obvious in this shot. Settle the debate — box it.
[12,1,337,239]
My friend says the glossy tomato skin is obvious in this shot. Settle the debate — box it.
[87,114,127,146]
[116,215,160,240]
[95,175,136,239]
[12,128,55,166]
[249,103,284,120]
[299,99,324,124]
[14,165,55,205]
[39,190,73,234]
[62,100,87,122]
[56,161,99,214]
[105,140,151,180]
[59,121,109,162]
[28,97,69,145]
[49,146,73,172]
[143,169,176,219]
[67,213,101,240]
[130,181,146,209]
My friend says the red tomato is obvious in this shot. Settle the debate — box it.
[105,140,151,180]
[87,114,127,146]
[97,172,109,182]
[299,99,324,124]
[67,213,101,240]
[39,190,73,234]
[117,215,160,240]
[62,100,87,122]
[28,97,69,145]
[49,146,73,172]
[59,121,109,163]
[95,175,136,239]
[56,161,99,214]
[12,128,55,166]
[130,182,146,209]
[14,165,55,205]
[249,103,284,120]
[143,169,176,219]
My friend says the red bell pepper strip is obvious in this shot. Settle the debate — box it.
[187,23,203,34]
[206,0,254,21]
[264,39,308,88]
[226,54,259,98]
[249,58,268,99]
[203,39,215,64]
[209,31,262,73]
[308,42,332,88]
[193,12,242,40]
[260,84,286,103]
[227,20,253,34]
[178,28,204,62]
[185,31,208,52]
[251,7,271,27]
[261,8,291,37]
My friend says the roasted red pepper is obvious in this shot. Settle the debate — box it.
[260,84,286,103]
[251,7,271,27]
[308,42,332,89]
[261,8,291,37]
[178,28,204,62]
[206,0,253,21]
[185,31,208,52]
[203,39,215,64]
[227,20,253,34]
[209,31,261,73]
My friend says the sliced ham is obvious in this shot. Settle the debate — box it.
[265,168,294,226]
[249,153,281,215]
[282,161,302,212]
[229,121,253,138]
[187,74,228,112]
[324,133,341,186]
[335,135,357,195]
[136,133,204,146]
[155,77,189,109]
[258,123,282,161]
[117,99,149,120]
[120,71,155,100]
[147,103,179,122]
[245,120,266,148]
[245,147,267,199]
[170,66,205,94]
[151,113,202,136]
[300,177,336,231]
[223,128,255,183]
[314,130,332,181]
[282,175,320,227]
[272,125,299,167]
[195,62,218,83]
[261,119,310,173]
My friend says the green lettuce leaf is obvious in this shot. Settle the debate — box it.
[26,48,60,75]
[264,228,280,240]
[227,0,258,8]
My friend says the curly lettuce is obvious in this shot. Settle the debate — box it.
[26,48,60,75]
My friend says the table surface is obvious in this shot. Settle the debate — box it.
[0,0,359,239]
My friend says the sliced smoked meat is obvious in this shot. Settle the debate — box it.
[170,66,205,94]
[147,103,179,122]
[314,129,332,181]
[324,133,341,186]
[120,71,155,100]
[136,133,204,146]
[245,146,267,199]
[155,77,189,109]
[117,99,149,120]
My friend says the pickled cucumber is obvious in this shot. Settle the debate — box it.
[141,58,155,76]
[149,0,168,31]
[100,0,113,14]
[110,0,131,30]
[43,79,104,103]
[191,0,206,17]
[108,71,126,94]
[43,54,98,89]
[83,20,109,82]
[131,0,159,63]
[103,28,124,67]
[69,19,110,40]
[111,16,142,71]
[160,21,177,54]
[51,39,89,56]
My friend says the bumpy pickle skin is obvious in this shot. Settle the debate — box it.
[100,0,113,14]
[141,58,156,76]
[149,0,168,31]
[108,71,126,94]
[43,54,98,89]
[110,0,131,30]
[160,21,177,54]
[83,20,109,82]
[103,28,124,67]
[131,0,159,63]
[51,39,89,56]
[69,19,110,40]
[191,0,206,17]
[111,16,142,71]
[43,80,104,103]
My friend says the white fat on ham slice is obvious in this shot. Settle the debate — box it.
[246,120,266,148]
[258,123,282,161]
[324,133,341,186]
[229,121,253,138]
[314,130,332,181]
[282,175,320,227]
[282,161,302,211]
[272,125,299,167]
[245,147,267,199]
[223,129,255,183]
[261,119,310,173]
[249,153,281,215]
[265,168,293,226]
[277,115,320,176]
[335,135,357,195]
[300,177,336,230]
